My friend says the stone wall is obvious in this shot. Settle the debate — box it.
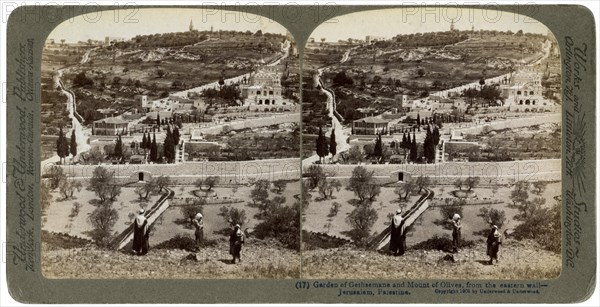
[192,113,299,135]
[45,158,302,184]
[309,159,561,184]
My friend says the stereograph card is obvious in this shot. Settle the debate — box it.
[3,3,597,304]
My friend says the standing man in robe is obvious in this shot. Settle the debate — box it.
[451,213,462,253]
[229,224,245,264]
[192,213,204,252]
[132,208,149,256]
[486,224,502,265]
[389,209,406,256]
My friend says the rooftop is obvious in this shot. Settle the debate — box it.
[93,117,129,124]
[353,116,390,124]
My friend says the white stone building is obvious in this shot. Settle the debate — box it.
[240,64,286,107]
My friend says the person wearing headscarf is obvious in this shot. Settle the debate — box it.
[192,213,204,251]
[451,213,462,253]
[229,224,245,264]
[486,224,503,265]
[132,208,149,256]
[389,209,407,256]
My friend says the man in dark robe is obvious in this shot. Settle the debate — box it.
[132,209,149,256]
[389,209,406,256]
[486,224,502,265]
[229,224,245,264]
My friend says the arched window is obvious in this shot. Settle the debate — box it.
[265,99,270,105]
[269,91,274,95]
[529,91,534,95]
[519,100,523,105]
[517,91,521,95]
[259,100,263,104]
[257,91,261,95]
[525,99,530,105]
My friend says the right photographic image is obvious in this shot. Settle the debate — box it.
[301,8,562,279]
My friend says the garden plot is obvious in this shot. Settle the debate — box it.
[406,182,561,245]
[150,182,301,245]
[43,187,161,239]
[303,186,423,239]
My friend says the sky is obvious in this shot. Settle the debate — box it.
[49,8,288,43]
[311,7,551,42]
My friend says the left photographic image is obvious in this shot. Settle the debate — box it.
[40,7,301,279]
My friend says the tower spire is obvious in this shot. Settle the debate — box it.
[189,18,194,32]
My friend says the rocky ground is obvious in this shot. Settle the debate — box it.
[42,240,300,279]
[301,239,561,280]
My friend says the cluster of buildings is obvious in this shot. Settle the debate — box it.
[350,63,557,136]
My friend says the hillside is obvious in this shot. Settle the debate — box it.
[42,239,300,279]
[301,239,561,280]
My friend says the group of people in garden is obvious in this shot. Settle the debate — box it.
[131,209,245,264]
[388,208,503,265]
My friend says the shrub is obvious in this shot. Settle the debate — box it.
[180,198,206,224]
[69,202,82,218]
[253,201,301,250]
[513,199,561,253]
[478,207,507,229]
[154,234,217,250]
[218,206,247,227]
[304,165,325,190]
[87,202,118,247]
[439,199,465,221]
[412,235,475,251]
[328,202,341,218]
[345,201,378,248]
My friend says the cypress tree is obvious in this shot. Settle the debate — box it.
[56,127,64,164]
[70,130,77,160]
[373,133,383,159]
[62,136,69,165]
[410,138,418,162]
[142,133,147,154]
[164,126,174,163]
[433,127,440,146]
[401,132,408,154]
[150,133,158,162]
[329,128,337,158]
[173,126,180,146]
[114,134,123,160]
[416,113,421,131]
[316,127,328,163]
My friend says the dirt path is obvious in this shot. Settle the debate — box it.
[41,69,91,168]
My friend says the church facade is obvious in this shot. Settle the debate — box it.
[240,64,287,108]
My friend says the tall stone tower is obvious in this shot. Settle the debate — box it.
[189,19,194,32]
[450,19,455,32]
